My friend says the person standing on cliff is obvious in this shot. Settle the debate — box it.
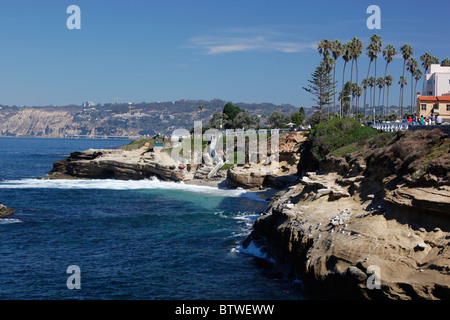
[419,116,425,125]
[429,113,435,125]
[436,114,443,125]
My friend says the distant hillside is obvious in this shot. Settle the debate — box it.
[0,99,304,138]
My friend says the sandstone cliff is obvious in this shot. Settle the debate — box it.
[47,147,186,182]
[0,108,79,137]
[243,128,450,300]
[226,132,306,189]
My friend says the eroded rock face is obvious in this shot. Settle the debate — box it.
[47,147,185,181]
[245,182,450,300]
[385,186,450,215]
[226,132,305,189]
[226,165,269,189]
[0,202,14,218]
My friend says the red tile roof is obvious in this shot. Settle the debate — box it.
[418,96,450,101]
[418,96,437,101]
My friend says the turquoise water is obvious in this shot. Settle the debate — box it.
[0,137,308,300]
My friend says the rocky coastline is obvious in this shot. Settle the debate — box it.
[244,128,450,300]
[46,129,450,300]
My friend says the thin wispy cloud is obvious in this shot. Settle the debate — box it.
[187,28,317,55]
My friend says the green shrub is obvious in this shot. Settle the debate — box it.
[308,118,379,159]
[122,139,154,151]
[219,163,234,171]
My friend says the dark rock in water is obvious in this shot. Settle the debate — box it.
[0,202,14,218]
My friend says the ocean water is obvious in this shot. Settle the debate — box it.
[0,137,309,300]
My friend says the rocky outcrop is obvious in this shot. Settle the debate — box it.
[242,129,450,300]
[226,132,305,189]
[226,164,270,189]
[245,177,450,300]
[385,186,450,215]
[0,202,14,218]
[47,147,186,181]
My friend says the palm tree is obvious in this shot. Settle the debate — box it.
[330,40,343,114]
[361,78,369,118]
[414,69,423,112]
[382,44,396,114]
[398,76,408,117]
[420,52,433,95]
[368,76,376,114]
[442,58,450,67]
[400,44,413,117]
[350,37,363,112]
[365,42,376,97]
[407,58,419,114]
[368,35,382,111]
[419,53,438,94]
[317,39,331,57]
[351,83,362,117]
[385,75,393,114]
[341,43,352,116]
[355,85,362,118]
[376,77,386,116]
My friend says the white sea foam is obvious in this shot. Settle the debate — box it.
[235,240,275,263]
[233,214,261,229]
[229,214,262,238]
[0,218,22,225]
[229,214,273,263]
[0,177,247,198]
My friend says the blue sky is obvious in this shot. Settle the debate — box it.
[0,0,449,108]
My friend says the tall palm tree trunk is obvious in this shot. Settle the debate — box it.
[382,63,388,117]
[355,61,359,114]
[387,86,390,117]
[410,73,415,114]
[333,68,337,114]
[341,62,348,118]
[350,60,354,114]
[401,61,406,118]
[365,62,372,118]
[363,88,367,119]
[414,79,419,115]
[378,86,382,114]
[373,58,377,113]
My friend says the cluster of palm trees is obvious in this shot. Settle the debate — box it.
[317,34,446,120]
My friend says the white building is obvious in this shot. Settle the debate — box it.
[82,101,95,108]
[423,64,450,96]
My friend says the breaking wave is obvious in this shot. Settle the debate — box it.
[0,177,247,197]
[0,218,22,225]
[233,240,275,263]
